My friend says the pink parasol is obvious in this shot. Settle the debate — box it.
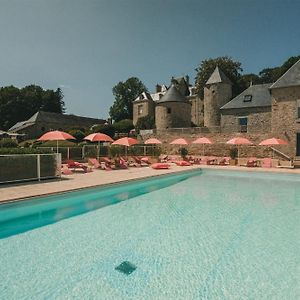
[112,137,138,157]
[144,138,162,144]
[226,137,253,160]
[84,133,114,159]
[38,130,75,153]
[259,138,288,146]
[170,138,188,145]
[259,138,288,158]
[84,133,114,143]
[192,137,213,156]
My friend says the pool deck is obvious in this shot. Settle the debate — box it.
[1,164,300,203]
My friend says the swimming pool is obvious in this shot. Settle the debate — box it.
[0,169,299,299]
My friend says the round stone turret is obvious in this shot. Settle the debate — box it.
[155,84,191,129]
[204,66,232,127]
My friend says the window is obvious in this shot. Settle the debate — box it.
[244,95,252,102]
[238,117,248,132]
[297,100,300,118]
[138,105,143,115]
[167,107,171,114]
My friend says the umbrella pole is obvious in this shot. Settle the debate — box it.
[56,140,59,154]
[203,144,204,156]
[97,141,100,161]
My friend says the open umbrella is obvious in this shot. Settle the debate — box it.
[38,130,75,153]
[144,138,162,144]
[84,133,114,159]
[192,137,213,156]
[226,137,253,160]
[259,138,288,158]
[170,138,188,145]
[112,137,138,157]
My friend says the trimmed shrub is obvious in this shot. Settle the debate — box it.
[92,124,115,138]
[0,148,53,155]
[230,148,238,159]
[179,147,188,158]
[114,119,134,134]
[135,116,155,133]
[0,138,18,148]
[67,129,85,142]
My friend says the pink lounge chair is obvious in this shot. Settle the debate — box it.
[66,160,90,173]
[61,165,73,175]
[262,158,272,168]
[175,160,191,166]
[219,157,230,166]
[88,158,101,169]
[151,163,170,169]
[246,157,258,167]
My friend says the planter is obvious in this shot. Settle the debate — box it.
[229,158,237,166]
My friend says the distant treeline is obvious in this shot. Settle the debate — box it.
[0,85,65,130]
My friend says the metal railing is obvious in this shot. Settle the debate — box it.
[141,124,271,135]
[0,153,61,184]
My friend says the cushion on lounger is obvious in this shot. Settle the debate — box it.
[151,163,170,169]
[175,161,191,166]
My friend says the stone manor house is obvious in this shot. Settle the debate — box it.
[133,59,300,157]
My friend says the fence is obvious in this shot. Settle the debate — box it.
[141,124,271,136]
[0,153,61,184]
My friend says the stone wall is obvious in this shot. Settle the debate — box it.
[221,107,272,133]
[155,102,191,130]
[271,86,300,157]
[140,129,293,159]
[204,82,232,127]
[189,95,204,126]
[133,100,155,125]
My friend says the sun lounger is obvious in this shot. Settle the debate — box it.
[151,163,170,169]
[66,160,90,172]
[88,158,101,169]
[175,160,191,166]
[246,157,258,167]
[61,165,73,175]
[219,157,230,166]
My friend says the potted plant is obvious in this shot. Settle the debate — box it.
[229,148,238,165]
[179,147,188,160]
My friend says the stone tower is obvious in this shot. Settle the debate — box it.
[155,84,191,130]
[204,66,232,127]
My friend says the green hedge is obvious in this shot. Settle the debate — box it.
[0,148,54,155]
[0,154,57,182]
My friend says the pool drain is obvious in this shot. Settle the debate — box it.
[115,261,136,275]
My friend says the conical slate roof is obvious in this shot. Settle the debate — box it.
[156,84,188,103]
[270,59,300,89]
[206,66,232,85]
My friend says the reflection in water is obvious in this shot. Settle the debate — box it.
[0,170,200,239]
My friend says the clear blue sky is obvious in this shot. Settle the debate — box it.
[0,0,299,119]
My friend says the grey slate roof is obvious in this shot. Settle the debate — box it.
[206,66,232,85]
[270,59,300,89]
[8,111,106,132]
[220,83,272,110]
[156,84,188,104]
[133,92,153,102]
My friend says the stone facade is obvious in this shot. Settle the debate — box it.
[155,101,191,130]
[133,99,155,125]
[204,82,232,127]
[221,107,272,133]
[189,95,204,126]
[271,86,300,157]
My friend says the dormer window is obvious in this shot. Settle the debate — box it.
[244,95,252,102]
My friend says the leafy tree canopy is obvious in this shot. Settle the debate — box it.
[109,77,147,122]
[195,56,243,98]
[92,124,115,138]
[0,85,65,130]
[135,115,155,133]
[113,119,134,133]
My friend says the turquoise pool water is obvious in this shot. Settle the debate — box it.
[0,169,299,299]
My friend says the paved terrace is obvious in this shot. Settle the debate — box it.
[1,165,300,203]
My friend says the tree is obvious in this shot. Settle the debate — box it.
[135,115,155,133]
[109,77,147,122]
[113,119,134,134]
[92,124,115,138]
[0,85,65,130]
[195,56,243,98]
[259,55,300,83]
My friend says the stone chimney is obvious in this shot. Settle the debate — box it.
[156,84,162,93]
